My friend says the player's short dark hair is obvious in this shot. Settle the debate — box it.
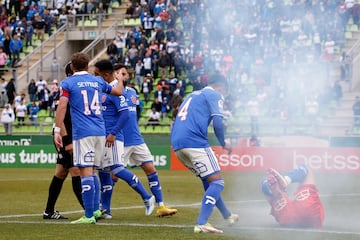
[65,62,73,77]
[94,59,114,73]
[206,72,228,88]
[113,63,127,71]
[70,52,90,71]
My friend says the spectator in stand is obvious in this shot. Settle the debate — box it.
[106,39,118,64]
[130,51,141,69]
[125,3,134,19]
[122,51,132,69]
[134,59,144,87]
[173,82,185,97]
[34,15,46,42]
[166,37,178,74]
[36,75,46,101]
[28,78,37,102]
[1,103,15,135]
[39,83,51,111]
[167,73,177,93]
[333,81,343,105]
[150,97,162,113]
[10,34,22,61]
[158,50,170,77]
[128,43,139,61]
[51,57,61,81]
[25,20,34,48]
[352,96,360,127]
[304,95,319,131]
[16,99,27,126]
[142,11,154,38]
[141,74,153,104]
[3,35,11,62]
[114,31,126,58]
[132,2,143,19]
[247,96,259,136]
[29,101,39,126]
[177,75,187,95]
[58,9,67,27]
[49,79,60,116]
[0,47,7,76]
[101,0,111,14]
[161,95,171,118]
[151,48,159,79]
[0,78,7,107]
[6,78,16,105]
[147,107,161,129]
[173,52,185,78]
[138,42,147,59]
[142,51,152,76]
[157,74,169,90]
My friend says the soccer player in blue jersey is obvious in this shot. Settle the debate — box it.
[111,63,178,217]
[54,52,124,224]
[93,60,156,219]
[43,62,84,220]
[171,72,238,234]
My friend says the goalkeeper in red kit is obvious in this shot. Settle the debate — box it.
[261,164,325,228]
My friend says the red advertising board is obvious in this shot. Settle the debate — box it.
[171,147,360,173]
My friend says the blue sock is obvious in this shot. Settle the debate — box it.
[197,179,224,225]
[113,167,151,201]
[287,164,308,183]
[98,170,113,214]
[261,178,272,196]
[93,173,100,212]
[147,172,163,204]
[201,179,230,218]
[216,197,232,219]
[81,176,94,218]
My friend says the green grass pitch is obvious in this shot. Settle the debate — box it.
[0,168,359,240]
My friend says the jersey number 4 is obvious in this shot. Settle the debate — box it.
[177,97,192,121]
[81,89,101,115]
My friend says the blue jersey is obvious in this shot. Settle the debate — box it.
[171,86,224,150]
[122,86,145,146]
[61,72,112,140]
[101,81,128,141]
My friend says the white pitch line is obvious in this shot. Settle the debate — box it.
[0,220,359,236]
[1,192,360,219]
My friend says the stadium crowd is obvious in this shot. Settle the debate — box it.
[0,0,359,133]
[101,0,356,135]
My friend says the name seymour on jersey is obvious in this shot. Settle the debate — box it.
[77,82,99,88]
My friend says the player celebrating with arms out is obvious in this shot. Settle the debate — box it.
[54,52,124,224]
[171,72,238,234]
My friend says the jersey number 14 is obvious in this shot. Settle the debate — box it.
[81,89,101,115]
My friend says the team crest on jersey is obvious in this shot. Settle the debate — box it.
[101,95,107,103]
[130,95,137,104]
